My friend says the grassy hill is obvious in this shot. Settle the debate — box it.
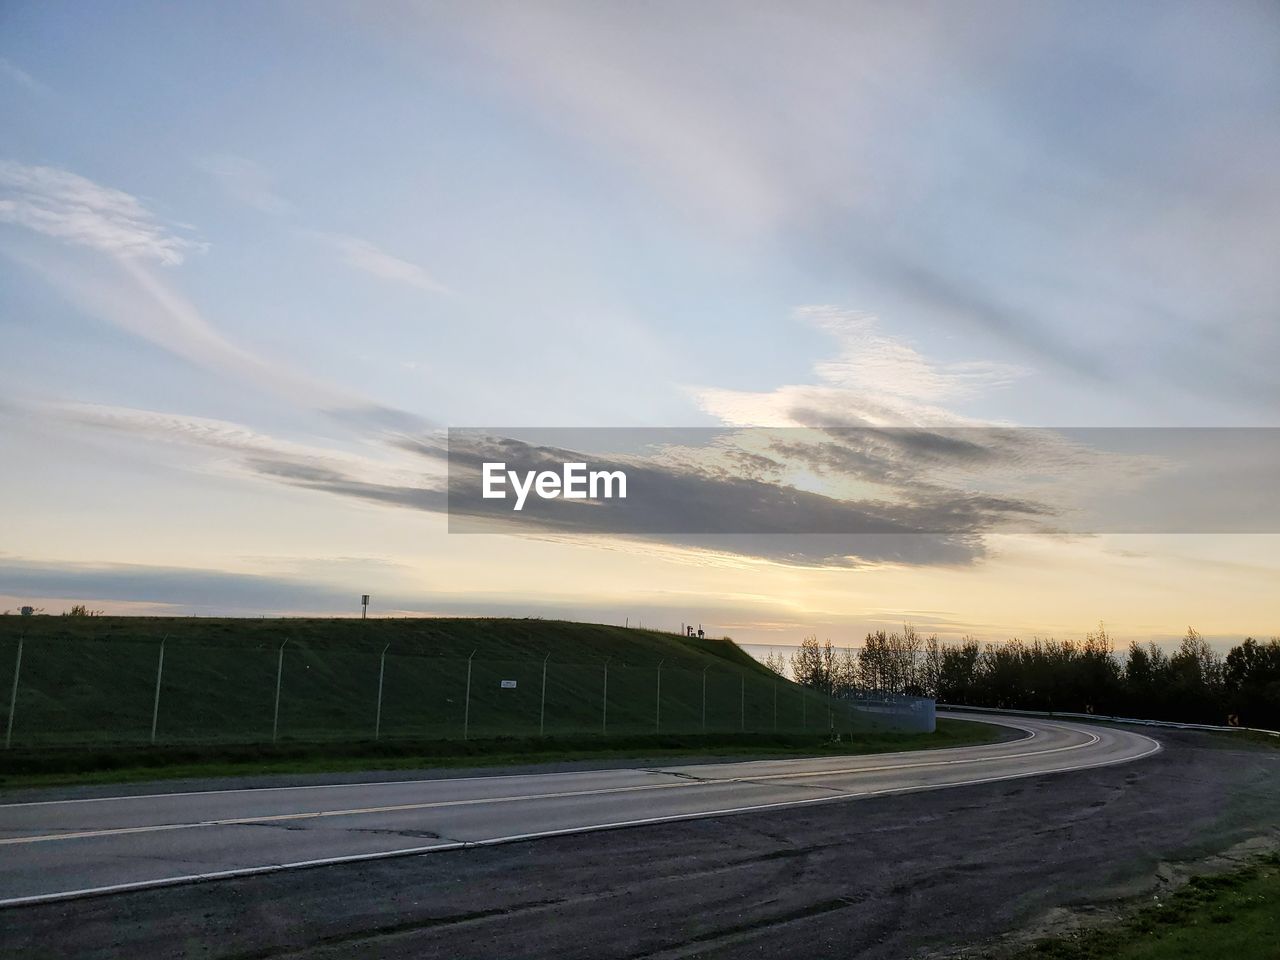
[0,616,838,747]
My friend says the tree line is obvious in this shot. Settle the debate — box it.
[768,626,1280,728]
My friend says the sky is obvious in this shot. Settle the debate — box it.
[2,0,1278,656]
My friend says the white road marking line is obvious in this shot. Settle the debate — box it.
[0,780,698,846]
[0,724,1094,846]
[0,721,1039,809]
[0,730,1162,909]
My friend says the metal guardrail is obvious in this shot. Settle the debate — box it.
[938,702,1280,737]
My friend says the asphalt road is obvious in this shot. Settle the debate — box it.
[0,715,1158,906]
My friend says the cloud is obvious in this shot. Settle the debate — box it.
[30,397,1268,574]
[378,3,1014,236]
[443,423,1277,546]
[802,306,1027,404]
[0,160,203,265]
[324,403,437,434]
[5,241,337,406]
[314,232,452,296]
[0,556,755,623]
[19,397,987,567]
[411,3,790,233]
[196,153,449,295]
[695,306,1025,428]
[0,558,358,613]
[0,57,49,95]
[195,154,449,295]
[40,401,444,495]
[364,3,1280,412]
[0,163,283,383]
[440,431,1048,562]
[0,163,430,427]
[198,154,291,215]
[249,457,448,513]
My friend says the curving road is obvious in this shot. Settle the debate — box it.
[0,715,1159,907]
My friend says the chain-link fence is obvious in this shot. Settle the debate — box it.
[0,636,933,748]
[843,689,936,733]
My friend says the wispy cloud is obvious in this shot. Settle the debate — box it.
[0,161,435,425]
[423,4,788,233]
[803,306,1026,405]
[368,4,1280,409]
[6,241,332,404]
[0,160,203,265]
[314,232,452,296]
[198,154,291,215]
[0,162,293,393]
[0,57,49,95]
[195,154,450,296]
[695,306,1026,428]
[42,401,442,492]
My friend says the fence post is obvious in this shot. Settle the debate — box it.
[150,636,167,744]
[601,658,610,736]
[539,653,550,737]
[272,640,288,743]
[463,649,476,740]
[802,691,806,730]
[741,675,746,732]
[655,658,665,733]
[4,635,23,750]
[701,665,709,733]
[773,681,777,732]
[375,643,390,740]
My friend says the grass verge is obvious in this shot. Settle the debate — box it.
[1205,729,1280,750]
[1014,854,1280,960]
[0,718,1007,790]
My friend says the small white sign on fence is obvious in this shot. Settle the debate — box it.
[500,679,518,689]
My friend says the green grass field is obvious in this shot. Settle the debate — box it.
[0,615,881,747]
[1015,854,1280,960]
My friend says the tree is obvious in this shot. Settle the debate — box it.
[937,637,980,704]
[790,636,837,694]
[787,621,1280,726]
[1169,627,1225,722]
[858,631,889,691]
[889,625,923,694]
[919,634,942,699]
[833,646,858,697]
[1224,637,1280,727]
[762,650,789,678]
[1078,624,1123,713]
